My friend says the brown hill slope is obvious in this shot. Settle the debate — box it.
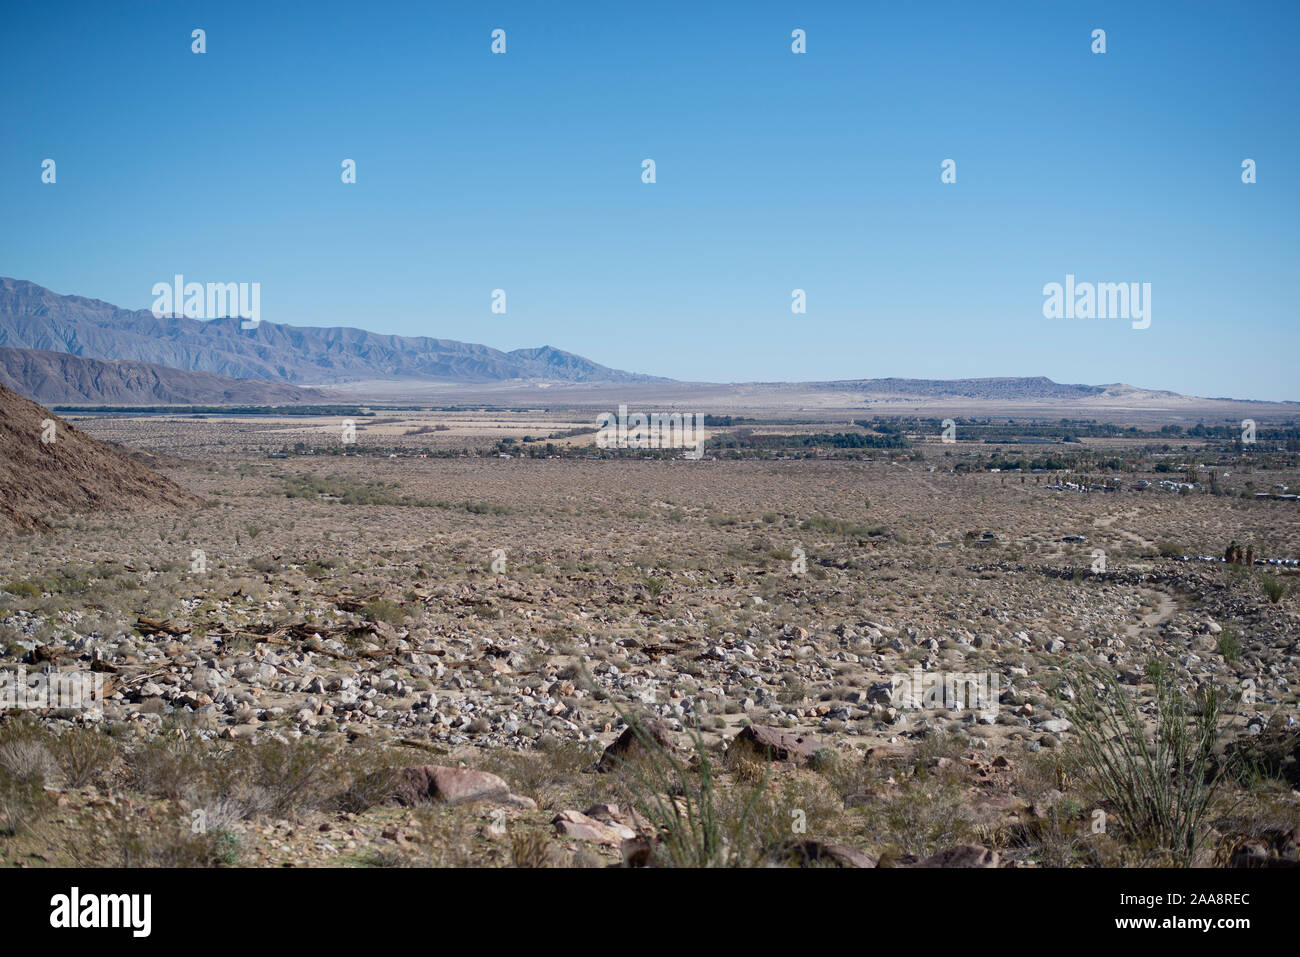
[0,382,199,532]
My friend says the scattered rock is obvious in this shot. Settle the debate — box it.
[1228,828,1300,868]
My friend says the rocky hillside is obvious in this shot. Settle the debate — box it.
[0,382,199,531]
[0,347,338,405]
[0,278,665,386]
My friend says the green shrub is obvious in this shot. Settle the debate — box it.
[1064,662,1235,866]
[605,715,766,867]
[1259,574,1285,604]
[1216,629,1242,664]
[800,516,874,538]
[61,805,239,867]
[362,598,405,627]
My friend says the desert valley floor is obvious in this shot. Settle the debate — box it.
[1,408,1297,868]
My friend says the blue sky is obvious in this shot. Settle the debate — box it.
[2,1,1297,400]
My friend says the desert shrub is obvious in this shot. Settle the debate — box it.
[800,516,873,538]
[810,747,841,774]
[728,751,767,786]
[335,769,400,815]
[1258,574,1285,604]
[1223,716,1299,788]
[0,719,55,835]
[870,776,976,858]
[284,473,467,509]
[360,848,409,868]
[477,739,596,808]
[510,829,552,868]
[1216,629,1242,664]
[60,804,238,867]
[1064,662,1234,866]
[606,716,765,867]
[302,558,337,577]
[173,739,337,823]
[726,772,851,866]
[409,809,481,867]
[333,746,411,814]
[49,726,119,788]
[237,738,338,819]
[362,598,405,627]
[188,795,258,836]
[910,730,968,770]
[825,751,895,805]
[208,826,243,865]
[126,736,207,802]
[1005,797,1110,867]
[0,765,52,836]
[778,677,807,705]
[1144,655,1170,685]
[0,718,56,782]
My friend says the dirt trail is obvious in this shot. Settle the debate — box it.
[1125,588,1178,640]
[1092,507,1159,557]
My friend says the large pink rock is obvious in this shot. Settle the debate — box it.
[914,844,1000,868]
[730,725,821,766]
[393,766,511,807]
[551,810,636,845]
[783,840,877,868]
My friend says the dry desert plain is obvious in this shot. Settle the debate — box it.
[1,404,1298,869]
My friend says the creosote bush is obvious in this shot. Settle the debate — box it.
[1258,573,1285,604]
[49,726,119,788]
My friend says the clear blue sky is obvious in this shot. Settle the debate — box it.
[2,1,1297,400]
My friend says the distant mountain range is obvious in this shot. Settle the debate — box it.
[0,347,336,405]
[0,278,663,388]
[788,376,1113,401]
[1,278,1281,413]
